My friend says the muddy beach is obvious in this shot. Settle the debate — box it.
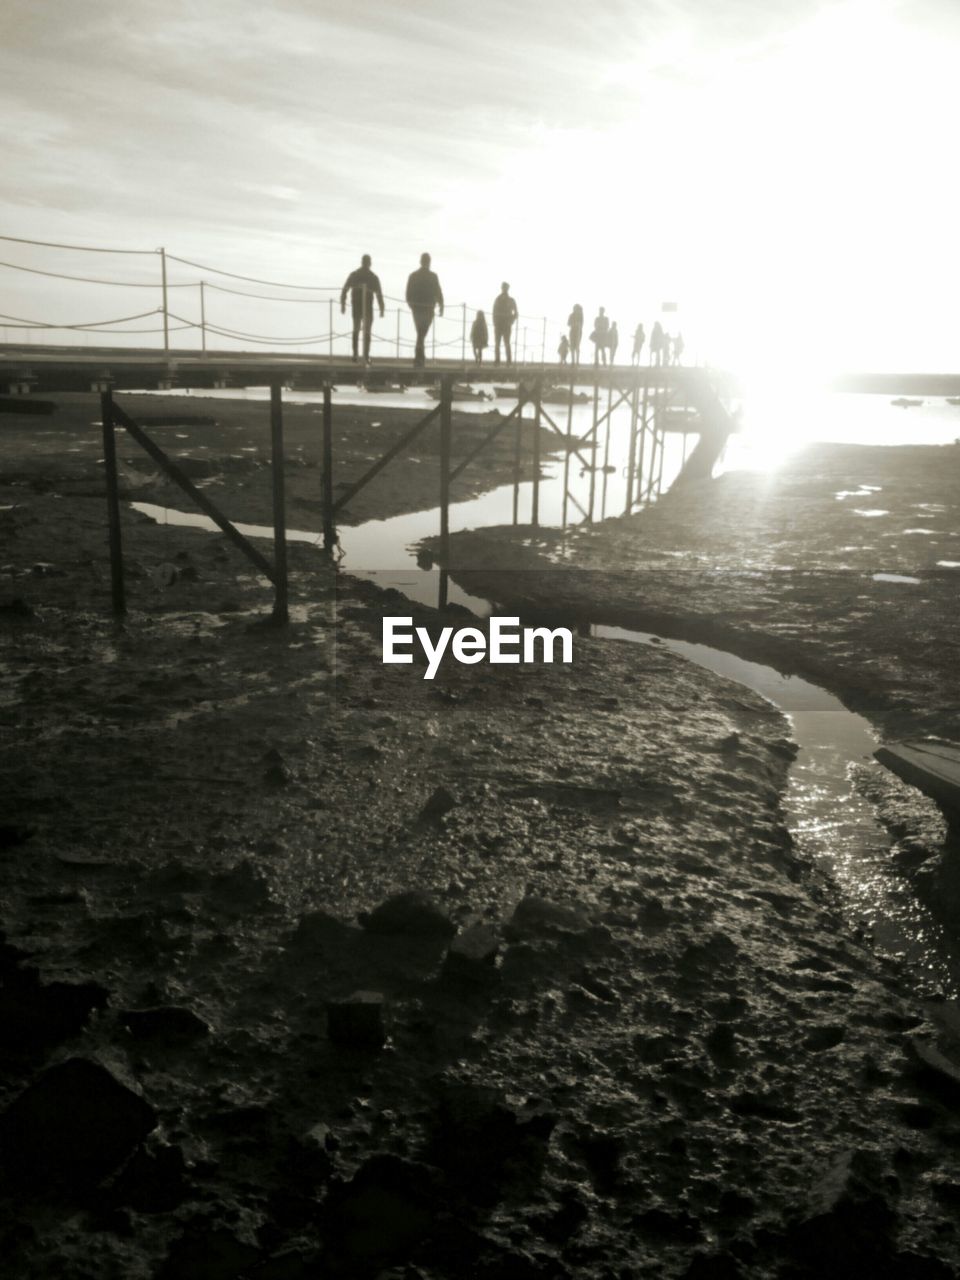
[3,397,960,1278]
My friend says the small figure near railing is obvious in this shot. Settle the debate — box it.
[470,310,488,364]
[631,323,645,366]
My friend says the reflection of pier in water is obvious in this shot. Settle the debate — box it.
[0,344,741,618]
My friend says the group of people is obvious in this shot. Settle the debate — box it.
[560,306,684,368]
[340,251,445,367]
[339,253,684,369]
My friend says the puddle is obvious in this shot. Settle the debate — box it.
[593,626,959,995]
[872,573,921,584]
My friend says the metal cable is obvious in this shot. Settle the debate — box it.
[165,253,338,291]
[0,234,154,255]
[0,307,162,329]
[0,260,173,288]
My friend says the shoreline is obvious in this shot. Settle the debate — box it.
[3,397,960,1276]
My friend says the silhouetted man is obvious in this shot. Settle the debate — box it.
[492,282,518,364]
[340,254,384,364]
[405,253,444,367]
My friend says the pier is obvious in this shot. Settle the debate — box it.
[0,342,737,622]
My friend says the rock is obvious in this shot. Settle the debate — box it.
[0,597,34,619]
[210,859,271,911]
[804,1023,846,1052]
[326,990,385,1049]
[108,1141,191,1213]
[570,1128,624,1194]
[506,895,593,939]
[321,1154,440,1272]
[158,1224,261,1279]
[419,785,458,823]
[426,1083,556,1202]
[287,1121,335,1182]
[0,821,34,849]
[119,1005,210,1044]
[443,922,500,982]
[0,970,108,1059]
[910,1036,960,1089]
[359,890,456,940]
[0,1057,157,1197]
[781,1148,899,1276]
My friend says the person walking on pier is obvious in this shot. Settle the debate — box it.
[672,331,685,365]
[340,254,385,364]
[567,304,584,366]
[405,252,444,367]
[492,282,518,364]
[591,308,610,365]
[607,321,620,364]
[650,320,665,366]
[470,310,489,364]
[631,323,645,365]
[558,333,570,365]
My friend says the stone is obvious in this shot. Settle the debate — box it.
[158,1224,261,1280]
[359,890,456,940]
[506,895,593,939]
[427,1083,556,1202]
[443,922,500,982]
[0,1057,157,1197]
[120,1006,211,1044]
[326,990,385,1049]
[321,1154,440,1272]
[0,970,108,1059]
[109,1141,191,1214]
[287,1121,335,1182]
[419,785,458,823]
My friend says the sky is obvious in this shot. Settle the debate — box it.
[1,0,959,375]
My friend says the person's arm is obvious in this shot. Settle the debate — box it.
[434,275,444,316]
[373,274,384,317]
[405,273,414,307]
[340,272,352,313]
[511,299,518,322]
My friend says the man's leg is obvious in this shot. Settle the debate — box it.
[504,326,512,364]
[351,314,361,361]
[362,313,373,362]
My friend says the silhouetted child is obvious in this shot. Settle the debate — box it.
[558,334,570,365]
[673,331,685,365]
[471,310,488,364]
[607,321,619,364]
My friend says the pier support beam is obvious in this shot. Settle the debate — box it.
[438,374,452,609]
[322,383,335,551]
[269,381,289,623]
[100,388,126,617]
[532,377,542,527]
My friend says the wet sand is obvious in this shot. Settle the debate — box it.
[3,400,960,1277]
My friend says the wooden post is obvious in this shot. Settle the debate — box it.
[588,372,599,521]
[637,376,649,504]
[159,247,169,354]
[625,377,639,513]
[461,303,466,364]
[396,307,400,359]
[328,299,333,359]
[532,376,542,527]
[199,280,206,354]
[438,374,452,609]
[101,388,126,616]
[322,383,334,551]
[600,382,613,519]
[512,390,524,525]
[269,382,289,622]
[561,369,574,531]
[541,316,546,366]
